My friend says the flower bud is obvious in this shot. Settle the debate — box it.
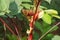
[38,10,44,19]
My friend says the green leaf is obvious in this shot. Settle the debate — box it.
[42,22,51,34]
[35,21,43,32]
[7,34,17,40]
[50,0,60,14]
[35,21,52,34]
[5,14,14,18]
[51,26,58,32]
[15,0,22,6]
[47,34,54,38]
[22,36,27,40]
[33,31,39,40]
[9,1,18,13]
[52,35,60,40]
[44,9,58,15]
[39,6,47,10]
[0,12,5,16]
[41,0,51,9]
[45,0,52,4]
[43,34,54,40]
[20,4,33,9]
[0,0,10,12]
[52,15,60,19]
[16,13,24,20]
[42,13,52,24]
[0,0,7,11]
[21,0,31,2]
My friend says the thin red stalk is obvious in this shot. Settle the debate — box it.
[28,0,42,40]
[28,15,34,40]
[12,18,19,36]
[7,17,16,32]
[35,0,41,14]
[3,23,6,40]
[6,15,19,36]
[8,17,19,35]
[0,17,16,35]
[7,16,20,40]
[28,33,33,40]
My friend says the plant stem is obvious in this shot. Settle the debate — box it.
[12,18,21,40]
[0,17,16,35]
[12,18,19,36]
[35,0,41,14]
[7,16,20,40]
[6,15,19,35]
[27,0,42,40]
[3,23,6,40]
[39,22,60,40]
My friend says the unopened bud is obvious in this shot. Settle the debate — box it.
[26,27,33,35]
[38,10,44,19]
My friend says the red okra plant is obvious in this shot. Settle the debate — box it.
[0,0,60,40]
[22,0,42,40]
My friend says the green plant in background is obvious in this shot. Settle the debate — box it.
[52,35,60,40]
[0,0,60,40]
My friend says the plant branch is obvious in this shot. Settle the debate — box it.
[35,0,42,14]
[6,15,19,36]
[6,16,20,40]
[39,22,60,40]
[27,0,42,40]
[12,18,19,36]
[3,23,6,40]
[0,17,16,35]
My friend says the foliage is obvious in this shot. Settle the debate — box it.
[52,35,60,40]
[6,34,17,40]
[0,0,60,40]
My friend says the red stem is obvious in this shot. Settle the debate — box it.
[6,15,19,36]
[28,0,42,40]
[7,16,20,40]
[12,18,19,36]
[0,17,16,35]
[28,33,33,40]
[35,0,41,14]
